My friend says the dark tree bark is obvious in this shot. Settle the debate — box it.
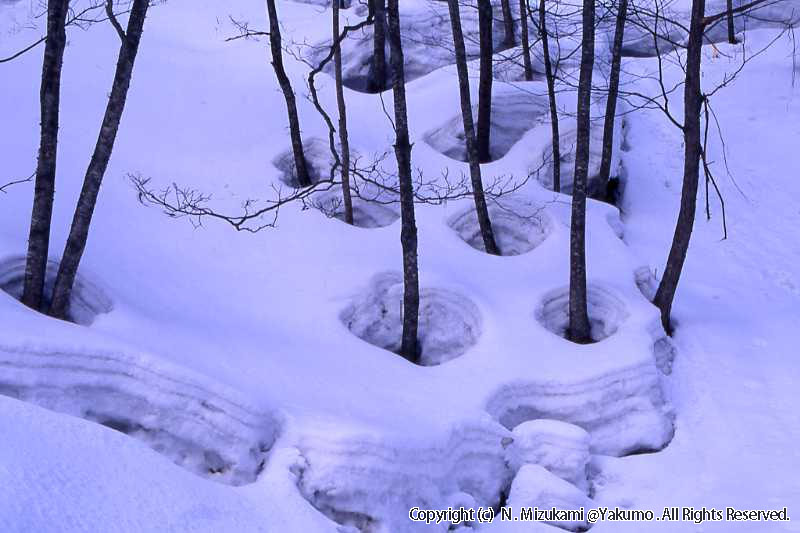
[539,0,560,192]
[367,0,387,93]
[49,0,150,320]
[446,0,499,255]
[21,0,69,312]
[500,0,516,48]
[519,0,533,81]
[567,0,595,344]
[332,0,354,224]
[726,0,738,43]
[476,0,494,163]
[266,0,311,187]
[387,0,420,363]
[653,0,705,333]
[597,0,628,187]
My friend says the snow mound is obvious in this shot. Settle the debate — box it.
[536,284,630,343]
[0,255,112,325]
[424,89,548,162]
[340,272,482,365]
[493,48,543,83]
[295,419,511,532]
[0,345,280,486]
[506,464,591,531]
[448,201,551,256]
[507,419,590,490]
[621,27,686,58]
[486,361,674,455]
[606,211,625,239]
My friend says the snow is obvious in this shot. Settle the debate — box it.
[0,394,336,533]
[0,337,281,486]
[1,0,799,531]
[505,464,592,531]
[506,419,591,489]
[448,198,552,256]
[587,24,800,532]
[341,271,483,365]
[424,87,549,162]
[0,255,112,325]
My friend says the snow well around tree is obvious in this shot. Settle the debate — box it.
[535,284,630,343]
[0,255,112,325]
[424,88,549,163]
[339,272,482,365]
[448,199,552,256]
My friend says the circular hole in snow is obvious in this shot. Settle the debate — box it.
[448,202,551,256]
[340,272,482,366]
[272,137,336,188]
[424,91,548,162]
[313,193,400,229]
[535,284,629,343]
[0,255,112,325]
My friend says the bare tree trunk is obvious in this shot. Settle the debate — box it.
[266,0,311,187]
[500,0,516,47]
[367,0,387,93]
[726,0,738,43]
[597,0,628,187]
[568,0,594,343]
[446,0,500,255]
[21,0,69,312]
[519,0,533,81]
[539,0,560,192]
[332,0,353,224]
[387,0,420,363]
[49,0,150,320]
[476,0,494,163]
[653,0,705,333]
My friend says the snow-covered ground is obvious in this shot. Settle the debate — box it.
[0,0,798,531]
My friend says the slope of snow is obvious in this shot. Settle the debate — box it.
[589,26,800,532]
[0,394,336,533]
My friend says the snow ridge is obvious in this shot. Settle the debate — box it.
[0,344,280,486]
[486,359,674,456]
[295,418,512,532]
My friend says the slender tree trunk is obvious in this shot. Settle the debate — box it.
[597,0,628,187]
[446,0,500,255]
[332,0,354,224]
[500,0,516,47]
[476,0,494,163]
[266,0,311,187]
[726,0,737,43]
[387,0,419,363]
[367,0,387,92]
[653,0,705,333]
[519,0,533,81]
[49,0,150,320]
[539,0,560,192]
[568,0,595,344]
[21,0,69,312]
